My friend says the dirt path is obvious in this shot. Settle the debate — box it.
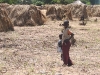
[0,19,100,75]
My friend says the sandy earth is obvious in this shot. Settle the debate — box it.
[0,17,100,75]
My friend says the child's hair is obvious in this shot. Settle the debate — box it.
[59,34,62,39]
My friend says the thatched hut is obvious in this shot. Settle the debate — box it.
[0,8,14,32]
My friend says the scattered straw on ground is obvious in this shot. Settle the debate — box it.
[0,18,100,75]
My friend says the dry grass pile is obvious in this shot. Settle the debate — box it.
[46,4,100,20]
[46,6,57,20]
[6,5,14,15]
[56,7,64,20]
[29,5,46,25]
[69,4,88,19]
[86,5,100,17]
[63,4,73,20]
[7,5,30,26]
[46,4,89,21]
[6,5,46,26]
[82,5,88,19]
[46,5,58,15]
[46,5,73,20]
[46,4,89,20]
[0,3,9,9]
[67,4,100,19]
[0,7,14,32]
[1,4,100,26]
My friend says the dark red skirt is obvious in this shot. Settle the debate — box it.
[62,41,73,66]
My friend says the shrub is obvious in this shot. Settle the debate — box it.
[35,1,44,6]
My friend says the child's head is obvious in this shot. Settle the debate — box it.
[59,34,62,40]
[62,20,69,28]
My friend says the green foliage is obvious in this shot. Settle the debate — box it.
[0,0,18,4]
[51,0,60,4]
[16,0,23,4]
[60,0,75,4]
[35,1,44,6]
[0,0,3,2]
[81,0,91,5]
[43,0,51,4]
[0,0,92,5]
[23,0,32,4]
[2,0,13,4]
[31,0,37,4]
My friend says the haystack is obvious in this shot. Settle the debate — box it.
[46,6,57,20]
[0,8,14,32]
[86,5,100,17]
[6,5,15,15]
[7,5,46,26]
[46,5,73,20]
[46,6,56,16]
[82,5,88,19]
[63,5,73,20]
[56,7,65,20]
[0,3,9,9]
[68,0,88,19]
[29,5,46,25]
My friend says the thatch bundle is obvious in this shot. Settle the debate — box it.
[46,6,57,20]
[29,5,46,25]
[6,5,14,15]
[46,4,87,20]
[62,5,73,20]
[86,5,100,17]
[56,7,64,20]
[82,5,88,19]
[46,5,73,20]
[45,4,90,20]
[0,3,9,9]
[1,3,100,25]
[46,6,56,16]
[7,5,46,26]
[64,4,100,18]
[70,4,88,19]
[0,8,14,32]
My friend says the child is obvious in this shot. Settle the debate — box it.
[57,34,63,60]
[62,20,74,66]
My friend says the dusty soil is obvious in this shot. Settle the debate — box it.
[0,17,100,75]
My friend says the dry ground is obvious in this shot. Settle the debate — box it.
[0,17,100,75]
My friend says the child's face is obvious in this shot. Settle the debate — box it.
[64,24,69,28]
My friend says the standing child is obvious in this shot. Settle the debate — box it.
[57,34,63,60]
[62,20,74,67]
